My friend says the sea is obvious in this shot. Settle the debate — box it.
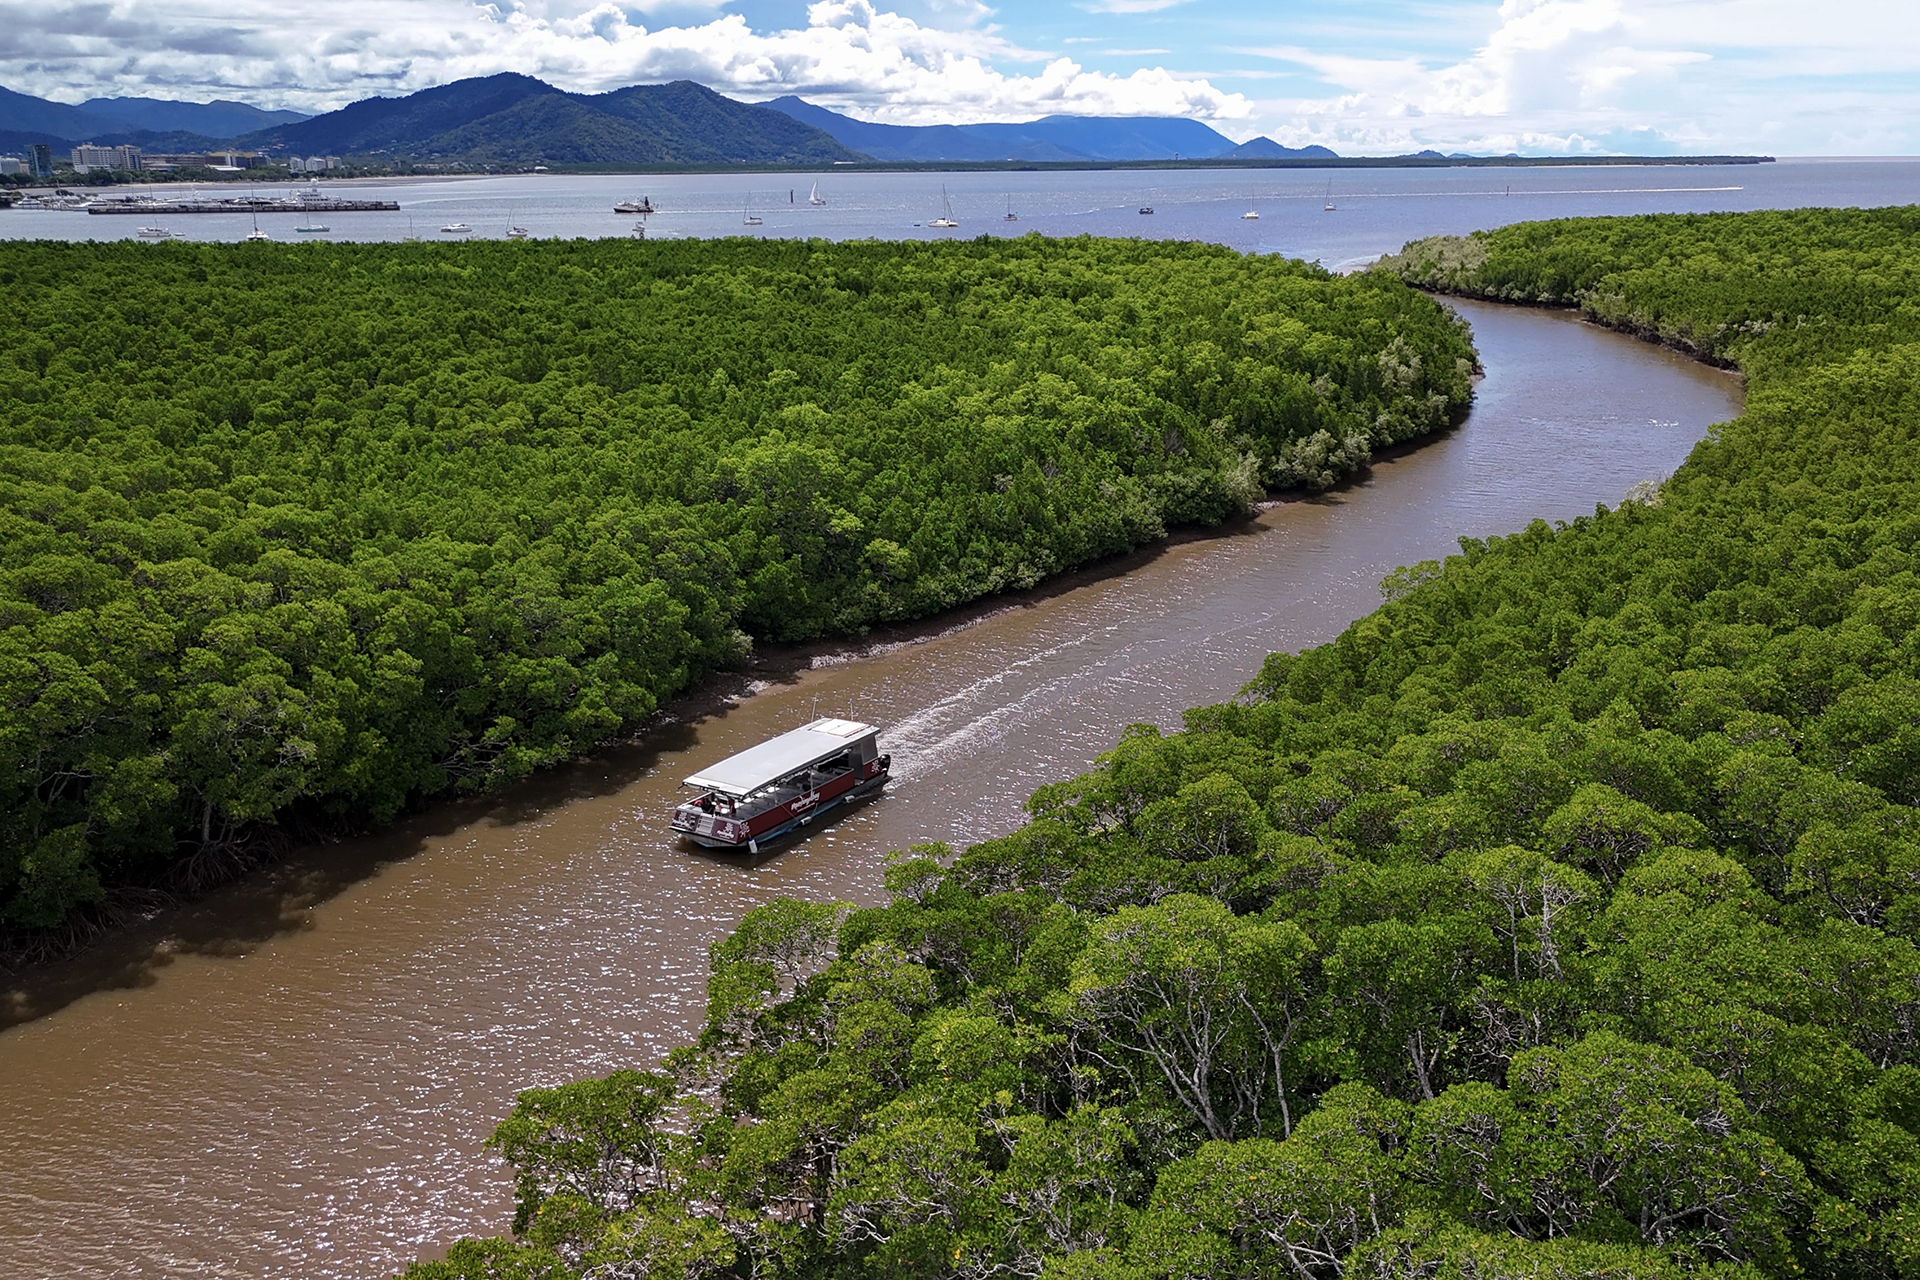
[3,157,1915,271]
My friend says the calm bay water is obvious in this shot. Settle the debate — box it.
[3,157,1916,270]
[0,155,1873,1278]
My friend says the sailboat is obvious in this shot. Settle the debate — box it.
[930,186,959,229]
[246,209,270,241]
[1003,194,1018,223]
[506,206,529,239]
[1324,179,1336,212]
[809,182,826,207]
[743,191,763,227]
[1241,192,1260,220]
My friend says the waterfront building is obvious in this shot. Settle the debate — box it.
[27,144,53,178]
[286,155,342,173]
[139,151,262,172]
[71,143,142,172]
[0,157,24,176]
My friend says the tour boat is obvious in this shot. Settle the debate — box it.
[136,225,175,239]
[614,197,655,214]
[672,718,891,852]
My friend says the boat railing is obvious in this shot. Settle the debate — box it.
[689,755,858,820]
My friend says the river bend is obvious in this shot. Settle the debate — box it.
[0,298,1742,1279]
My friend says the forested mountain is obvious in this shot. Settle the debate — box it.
[763,95,1260,162]
[239,75,863,165]
[397,207,1920,1280]
[77,95,308,136]
[0,236,1471,940]
[0,85,304,146]
[0,85,126,140]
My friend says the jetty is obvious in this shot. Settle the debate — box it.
[87,197,399,216]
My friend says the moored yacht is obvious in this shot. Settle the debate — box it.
[672,718,891,852]
[930,185,959,228]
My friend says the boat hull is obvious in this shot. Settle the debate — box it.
[673,758,890,851]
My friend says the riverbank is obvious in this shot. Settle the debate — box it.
[0,497,1268,989]
[0,236,1476,969]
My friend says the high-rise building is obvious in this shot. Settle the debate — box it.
[27,144,53,179]
[71,143,142,172]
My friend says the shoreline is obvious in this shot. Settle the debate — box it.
[1,154,1779,191]
[0,481,1340,1003]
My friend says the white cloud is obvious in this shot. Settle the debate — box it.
[0,0,1249,125]
[1237,0,1920,154]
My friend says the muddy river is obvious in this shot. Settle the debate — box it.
[0,298,1743,1279]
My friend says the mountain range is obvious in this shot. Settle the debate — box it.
[242,75,861,166]
[0,86,305,143]
[0,76,1340,168]
[765,96,1333,163]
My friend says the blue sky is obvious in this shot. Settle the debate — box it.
[5,0,1917,154]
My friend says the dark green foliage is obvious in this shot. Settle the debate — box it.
[415,207,1920,1278]
[0,234,1471,933]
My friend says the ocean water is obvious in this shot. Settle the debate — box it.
[4,157,1915,269]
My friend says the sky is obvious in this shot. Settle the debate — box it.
[4,0,1917,155]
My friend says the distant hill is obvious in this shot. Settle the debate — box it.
[242,75,865,166]
[0,86,120,140]
[79,96,307,136]
[0,86,305,145]
[765,97,1254,162]
[1232,135,1338,160]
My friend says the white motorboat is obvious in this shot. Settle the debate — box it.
[441,222,472,234]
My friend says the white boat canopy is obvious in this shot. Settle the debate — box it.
[683,718,877,797]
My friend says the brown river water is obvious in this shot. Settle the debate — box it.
[0,299,1742,1279]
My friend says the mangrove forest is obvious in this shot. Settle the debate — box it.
[404,206,1920,1279]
